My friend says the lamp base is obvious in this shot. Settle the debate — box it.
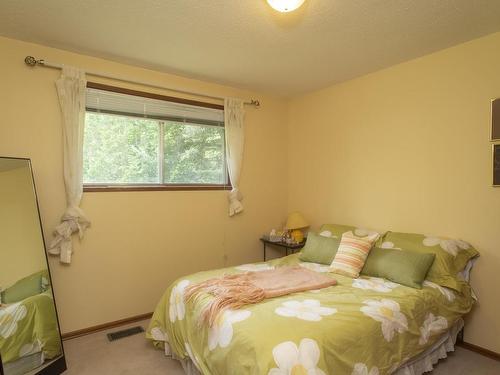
[290,229,304,243]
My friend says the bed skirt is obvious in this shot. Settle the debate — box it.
[165,318,464,375]
[393,318,463,375]
[2,352,44,375]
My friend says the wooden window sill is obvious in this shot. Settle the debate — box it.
[83,184,232,192]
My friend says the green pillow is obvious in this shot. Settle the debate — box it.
[320,223,385,246]
[319,223,356,238]
[380,231,479,291]
[299,232,340,265]
[361,247,436,289]
[1,272,43,303]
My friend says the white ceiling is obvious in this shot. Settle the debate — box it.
[1,0,500,96]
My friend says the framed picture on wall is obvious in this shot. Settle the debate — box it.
[494,144,500,187]
[492,98,500,141]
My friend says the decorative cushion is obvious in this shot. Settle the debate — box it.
[379,232,479,291]
[1,271,44,304]
[319,223,356,239]
[320,224,384,245]
[330,231,379,278]
[299,232,341,265]
[361,247,436,289]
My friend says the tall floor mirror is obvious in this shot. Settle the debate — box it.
[0,157,66,374]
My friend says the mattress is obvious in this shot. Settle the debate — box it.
[147,253,474,374]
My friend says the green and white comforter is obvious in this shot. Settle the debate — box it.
[147,254,474,375]
[0,289,62,364]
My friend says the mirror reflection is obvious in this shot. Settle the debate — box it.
[0,158,63,374]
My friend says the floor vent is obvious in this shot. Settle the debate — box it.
[107,326,144,342]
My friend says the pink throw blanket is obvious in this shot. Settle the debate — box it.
[184,266,337,326]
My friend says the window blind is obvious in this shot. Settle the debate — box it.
[86,87,224,126]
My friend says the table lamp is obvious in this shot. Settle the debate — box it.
[285,212,309,243]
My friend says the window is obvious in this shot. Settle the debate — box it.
[83,83,229,191]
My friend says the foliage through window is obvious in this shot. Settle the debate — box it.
[82,85,228,188]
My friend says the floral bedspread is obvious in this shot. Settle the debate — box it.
[147,254,474,375]
[0,290,62,364]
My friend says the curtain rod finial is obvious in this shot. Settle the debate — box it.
[250,99,260,108]
[24,56,37,66]
[24,56,44,67]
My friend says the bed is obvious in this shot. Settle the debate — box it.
[0,288,62,374]
[147,252,475,375]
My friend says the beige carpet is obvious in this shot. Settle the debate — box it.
[63,319,499,374]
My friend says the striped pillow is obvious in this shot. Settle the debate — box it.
[330,231,379,278]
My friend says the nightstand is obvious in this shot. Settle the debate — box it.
[260,237,306,261]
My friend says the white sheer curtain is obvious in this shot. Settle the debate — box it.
[48,66,90,264]
[224,98,245,216]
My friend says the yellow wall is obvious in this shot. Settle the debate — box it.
[0,36,288,333]
[288,32,500,352]
[0,164,47,287]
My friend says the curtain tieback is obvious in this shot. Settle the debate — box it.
[47,205,90,263]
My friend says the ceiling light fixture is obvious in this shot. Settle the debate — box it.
[266,0,306,13]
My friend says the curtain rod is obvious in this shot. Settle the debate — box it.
[24,56,260,108]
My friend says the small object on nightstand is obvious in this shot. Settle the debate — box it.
[284,231,295,244]
[286,212,309,243]
[260,236,306,261]
[268,229,284,242]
